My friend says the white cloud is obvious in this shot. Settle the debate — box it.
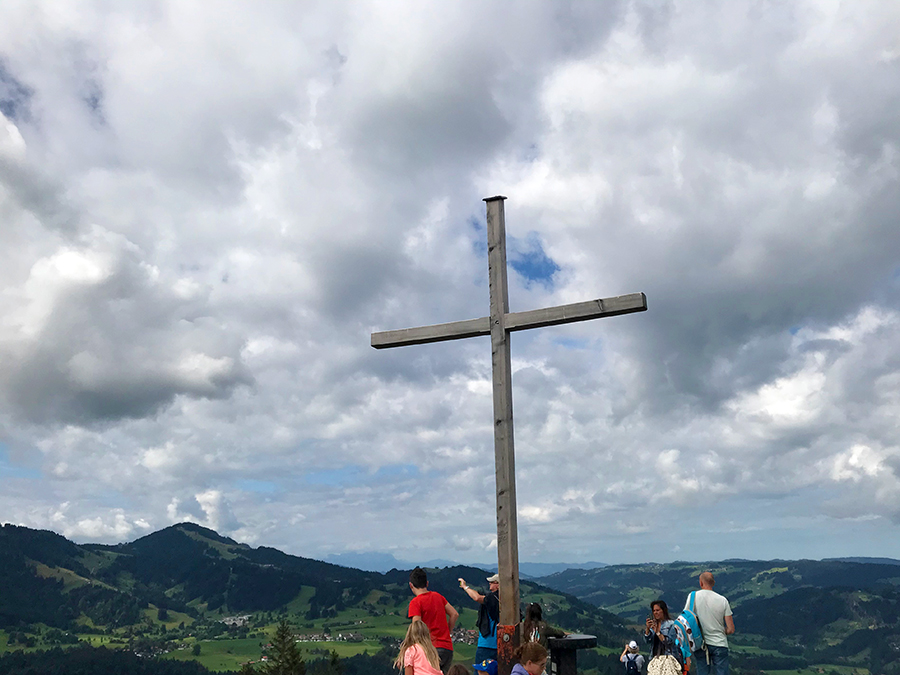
[0,0,899,565]
[829,444,885,483]
[0,112,26,159]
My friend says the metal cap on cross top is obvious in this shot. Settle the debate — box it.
[371,196,647,675]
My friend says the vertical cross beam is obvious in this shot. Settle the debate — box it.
[371,197,647,675]
[486,197,520,632]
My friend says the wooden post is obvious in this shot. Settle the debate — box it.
[370,197,648,675]
[486,196,520,674]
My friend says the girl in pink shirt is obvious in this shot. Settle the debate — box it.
[395,621,443,675]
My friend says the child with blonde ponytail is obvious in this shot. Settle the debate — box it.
[395,620,443,675]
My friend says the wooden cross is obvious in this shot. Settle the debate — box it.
[371,196,646,668]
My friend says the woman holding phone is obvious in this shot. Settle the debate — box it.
[643,600,686,675]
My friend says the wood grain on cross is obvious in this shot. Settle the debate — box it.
[371,196,647,670]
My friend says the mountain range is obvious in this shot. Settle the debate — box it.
[4,522,900,675]
[0,522,626,645]
[322,551,607,577]
[533,557,900,674]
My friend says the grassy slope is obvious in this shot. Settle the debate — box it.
[536,560,900,674]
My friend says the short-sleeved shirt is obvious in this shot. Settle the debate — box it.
[622,654,645,672]
[685,589,733,648]
[403,643,443,675]
[408,591,453,650]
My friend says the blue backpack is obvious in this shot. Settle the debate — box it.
[674,591,705,657]
[671,618,693,664]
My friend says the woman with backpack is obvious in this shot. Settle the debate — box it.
[643,600,686,675]
[620,640,645,674]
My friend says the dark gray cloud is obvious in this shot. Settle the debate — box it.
[0,58,32,122]
[1,230,252,425]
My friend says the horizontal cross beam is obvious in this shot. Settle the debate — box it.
[371,292,647,349]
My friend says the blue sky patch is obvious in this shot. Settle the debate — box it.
[235,479,277,494]
[509,232,560,289]
[0,443,41,480]
[552,337,589,350]
[469,217,487,256]
[305,463,420,488]
[468,217,559,288]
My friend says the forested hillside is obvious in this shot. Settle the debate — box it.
[0,523,628,674]
[535,559,900,674]
[5,523,900,674]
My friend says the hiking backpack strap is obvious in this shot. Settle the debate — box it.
[689,592,710,664]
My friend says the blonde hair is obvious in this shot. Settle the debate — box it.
[395,621,441,672]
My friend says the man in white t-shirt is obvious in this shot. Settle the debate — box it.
[685,571,734,675]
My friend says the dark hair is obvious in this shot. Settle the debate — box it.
[410,567,428,589]
[516,642,548,664]
[447,665,470,675]
[650,600,670,621]
[522,603,543,642]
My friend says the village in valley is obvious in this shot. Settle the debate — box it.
[221,613,480,648]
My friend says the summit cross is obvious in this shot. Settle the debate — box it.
[371,196,647,670]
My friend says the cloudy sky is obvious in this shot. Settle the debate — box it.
[1,1,900,567]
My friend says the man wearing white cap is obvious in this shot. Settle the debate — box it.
[620,640,644,674]
[459,574,500,663]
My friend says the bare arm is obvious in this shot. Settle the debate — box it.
[406,667,414,675]
[411,616,422,624]
[445,603,459,632]
[459,578,486,603]
[725,615,735,635]
[465,587,485,603]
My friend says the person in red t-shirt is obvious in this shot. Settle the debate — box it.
[408,566,459,674]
